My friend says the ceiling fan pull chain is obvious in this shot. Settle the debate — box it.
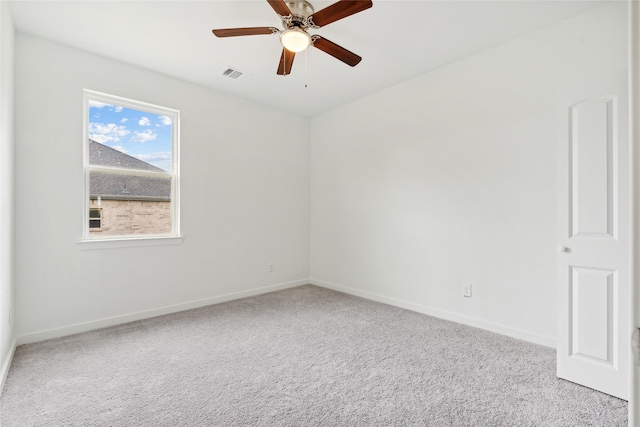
[305,49,308,88]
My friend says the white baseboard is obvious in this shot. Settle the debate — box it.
[310,278,556,348]
[17,279,309,345]
[1,337,17,393]
[15,278,556,348]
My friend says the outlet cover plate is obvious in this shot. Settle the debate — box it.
[463,284,472,297]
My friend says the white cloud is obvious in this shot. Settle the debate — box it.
[89,101,124,113]
[88,100,111,109]
[138,117,151,126]
[159,115,172,126]
[90,135,112,144]
[89,122,130,144]
[121,118,128,123]
[130,129,157,143]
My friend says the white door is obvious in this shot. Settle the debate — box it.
[557,70,630,400]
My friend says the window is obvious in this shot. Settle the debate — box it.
[83,90,180,240]
[89,208,102,229]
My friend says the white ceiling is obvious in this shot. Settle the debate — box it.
[9,0,607,117]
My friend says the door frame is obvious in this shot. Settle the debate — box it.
[629,1,639,425]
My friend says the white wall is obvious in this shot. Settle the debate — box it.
[0,1,16,386]
[9,3,628,350]
[309,2,628,347]
[14,34,310,342]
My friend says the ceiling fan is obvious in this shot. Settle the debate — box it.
[212,0,373,76]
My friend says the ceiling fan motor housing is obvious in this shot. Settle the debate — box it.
[283,0,315,28]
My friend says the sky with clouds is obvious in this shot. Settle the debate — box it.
[88,100,174,172]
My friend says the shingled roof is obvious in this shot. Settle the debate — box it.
[89,140,171,201]
[90,139,164,171]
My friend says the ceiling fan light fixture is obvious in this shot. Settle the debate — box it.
[280,28,311,53]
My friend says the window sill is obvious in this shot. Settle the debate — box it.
[78,236,184,250]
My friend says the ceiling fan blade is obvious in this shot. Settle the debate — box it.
[267,0,292,17]
[212,27,278,37]
[308,0,372,28]
[277,48,296,75]
[312,36,362,67]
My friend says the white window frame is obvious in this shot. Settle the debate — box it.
[81,89,181,244]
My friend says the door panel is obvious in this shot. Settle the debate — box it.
[570,98,616,238]
[570,266,615,365]
[557,70,629,400]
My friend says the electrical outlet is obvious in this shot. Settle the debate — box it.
[463,284,472,298]
[268,264,274,273]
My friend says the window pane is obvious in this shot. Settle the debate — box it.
[89,220,101,229]
[89,208,101,219]
[88,101,173,172]
[89,172,172,236]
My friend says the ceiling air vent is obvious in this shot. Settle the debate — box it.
[221,67,245,80]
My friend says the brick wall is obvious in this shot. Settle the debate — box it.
[89,199,171,236]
